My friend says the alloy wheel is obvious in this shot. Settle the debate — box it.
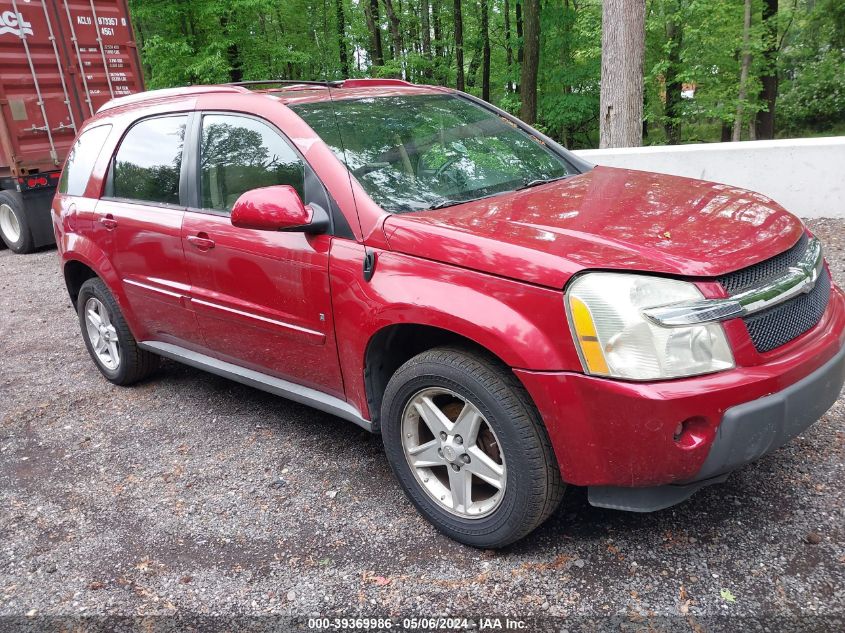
[401,387,506,519]
[84,297,121,370]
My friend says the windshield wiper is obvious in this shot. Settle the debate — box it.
[428,192,498,210]
[516,175,569,191]
[429,198,462,210]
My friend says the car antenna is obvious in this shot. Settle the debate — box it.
[313,31,376,282]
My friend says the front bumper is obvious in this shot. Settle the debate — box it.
[515,285,845,507]
[588,343,845,511]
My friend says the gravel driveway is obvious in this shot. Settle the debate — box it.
[1,219,844,631]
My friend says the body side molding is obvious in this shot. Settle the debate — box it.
[139,341,373,432]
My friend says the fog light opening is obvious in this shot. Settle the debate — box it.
[672,416,708,449]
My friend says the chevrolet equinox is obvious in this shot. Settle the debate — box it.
[52,79,845,547]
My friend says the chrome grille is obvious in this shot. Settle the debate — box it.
[718,233,809,294]
[742,267,831,353]
[719,235,831,353]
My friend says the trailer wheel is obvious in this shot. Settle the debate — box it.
[0,191,35,254]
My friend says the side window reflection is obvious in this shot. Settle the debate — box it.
[112,116,186,205]
[200,114,305,213]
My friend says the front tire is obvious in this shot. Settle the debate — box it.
[381,347,565,548]
[0,191,34,254]
[77,277,159,385]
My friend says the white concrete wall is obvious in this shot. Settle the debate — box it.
[573,136,845,219]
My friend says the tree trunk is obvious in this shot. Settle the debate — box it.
[504,0,514,92]
[454,0,465,90]
[481,0,491,101]
[519,0,539,124]
[336,0,350,77]
[515,0,523,92]
[756,0,778,139]
[561,0,574,145]
[432,0,444,57]
[664,2,683,145]
[365,0,385,66]
[733,0,753,142]
[421,0,433,79]
[467,12,482,89]
[259,13,271,72]
[408,4,420,78]
[432,0,446,82]
[599,0,646,148]
[383,0,405,72]
[219,14,242,82]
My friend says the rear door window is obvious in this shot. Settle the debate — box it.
[199,114,305,213]
[58,125,112,196]
[111,115,188,205]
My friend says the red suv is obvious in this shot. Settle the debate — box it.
[53,79,845,547]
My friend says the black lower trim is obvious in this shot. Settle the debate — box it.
[588,474,729,513]
[695,342,845,481]
[138,341,373,432]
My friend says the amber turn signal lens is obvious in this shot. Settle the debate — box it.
[568,296,610,374]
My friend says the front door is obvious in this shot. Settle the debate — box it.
[181,112,344,397]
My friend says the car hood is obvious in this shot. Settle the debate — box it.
[382,166,805,289]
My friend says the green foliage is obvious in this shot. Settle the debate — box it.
[780,48,845,133]
[778,0,845,135]
[129,0,845,148]
[538,0,601,148]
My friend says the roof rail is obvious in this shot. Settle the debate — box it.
[340,78,414,88]
[227,80,341,88]
[229,78,417,90]
[97,85,249,114]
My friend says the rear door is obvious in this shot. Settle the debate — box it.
[95,112,204,349]
[181,111,344,397]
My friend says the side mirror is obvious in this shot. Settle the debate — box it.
[230,185,329,233]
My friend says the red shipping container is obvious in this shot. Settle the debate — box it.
[0,0,144,252]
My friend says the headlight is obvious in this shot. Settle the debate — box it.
[566,273,734,380]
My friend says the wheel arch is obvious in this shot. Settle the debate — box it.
[60,234,119,302]
[364,323,519,431]
[60,244,143,340]
[64,259,99,305]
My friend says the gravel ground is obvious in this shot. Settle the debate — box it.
[1,219,844,631]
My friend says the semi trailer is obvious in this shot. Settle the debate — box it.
[0,0,144,253]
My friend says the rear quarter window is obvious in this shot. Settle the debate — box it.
[58,125,113,196]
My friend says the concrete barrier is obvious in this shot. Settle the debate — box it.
[573,136,845,219]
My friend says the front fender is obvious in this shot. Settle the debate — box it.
[329,241,581,418]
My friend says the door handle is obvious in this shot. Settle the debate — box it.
[99,214,117,230]
[187,234,215,250]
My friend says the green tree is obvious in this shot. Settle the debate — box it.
[128,0,845,148]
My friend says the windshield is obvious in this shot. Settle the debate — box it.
[290,94,573,214]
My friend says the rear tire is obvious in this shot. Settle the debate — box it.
[77,277,159,385]
[381,347,565,548]
[0,190,34,254]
